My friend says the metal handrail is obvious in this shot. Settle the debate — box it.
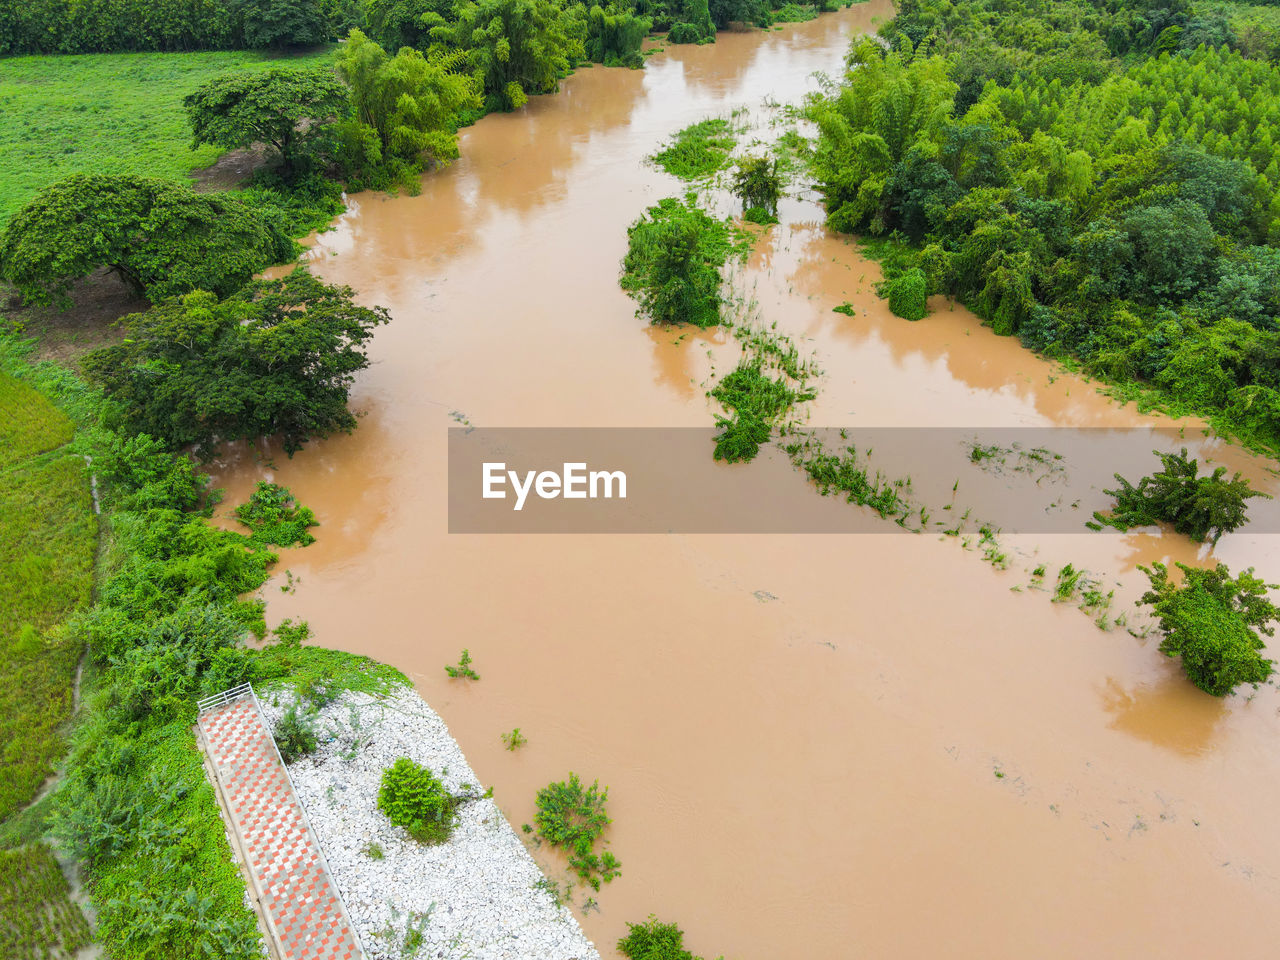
[196,682,254,714]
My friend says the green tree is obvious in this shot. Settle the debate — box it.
[233,0,331,48]
[731,155,782,218]
[363,0,451,49]
[336,30,481,168]
[620,197,742,327]
[0,175,293,306]
[425,0,584,111]
[582,3,652,66]
[1101,448,1268,543]
[81,269,389,457]
[1139,561,1277,696]
[185,67,350,178]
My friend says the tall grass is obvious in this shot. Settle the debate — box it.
[0,47,335,224]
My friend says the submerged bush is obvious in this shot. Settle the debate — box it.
[618,916,699,960]
[378,757,461,845]
[532,772,621,889]
[651,119,736,180]
[1139,561,1278,696]
[710,360,813,462]
[882,268,929,321]
[235,481,319,548]
[621,196,745,327]
[1098,448,1267,544]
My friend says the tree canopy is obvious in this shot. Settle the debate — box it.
[185,67,350,177]
[425,0,584,111]
[81,269,389,457]
[0,175,293,306]
[1139,561,1278,696]
[620,196,744,327]
[335,29,482,173]
[1098,448,1268,543]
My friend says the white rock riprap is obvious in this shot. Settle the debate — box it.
[259,688,600,960]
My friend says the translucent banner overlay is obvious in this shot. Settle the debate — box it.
[448,427,1280,534]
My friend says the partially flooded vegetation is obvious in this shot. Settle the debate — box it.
[6,0,1280,957]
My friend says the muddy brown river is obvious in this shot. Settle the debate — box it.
[214,7,1280,956]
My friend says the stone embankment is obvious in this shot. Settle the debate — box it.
[260,689,600,960]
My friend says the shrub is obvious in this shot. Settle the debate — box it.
[532,772,620,889]
[732,156,782,217]
[377,757,461,845]
[882,268,929,321]
[1098,448,1268,544]
[618,916,699,960]
[621,197,745,328]
[235,481,319,548]
[1139,561,1278,696]
[274,704,318,763]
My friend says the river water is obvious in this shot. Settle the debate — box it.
[214,7,1280,956]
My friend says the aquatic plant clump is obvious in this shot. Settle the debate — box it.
[650,118,737,180]
[531,772,621,890]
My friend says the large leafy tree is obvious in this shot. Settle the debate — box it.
[363,0,452,49]
[426,0,584,111]
[81,270,389,457]
[185,67,350,177]
[335,30,481,166]
[1139,562,1278,696]
[0,175,293,306]
[233,0,331,48]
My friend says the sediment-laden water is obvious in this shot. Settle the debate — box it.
[214,8,1280,956]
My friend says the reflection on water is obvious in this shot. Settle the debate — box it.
[1099,674,1227,757]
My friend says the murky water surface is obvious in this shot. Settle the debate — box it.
[216,8,1280,956]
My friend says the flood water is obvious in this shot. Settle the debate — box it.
[214,7,1280,956]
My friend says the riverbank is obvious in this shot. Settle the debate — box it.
[260,688,600,960]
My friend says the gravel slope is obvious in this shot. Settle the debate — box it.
[261,689,600,960]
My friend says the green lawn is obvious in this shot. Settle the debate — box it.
[0,373,96,821]
[0,47,335,224]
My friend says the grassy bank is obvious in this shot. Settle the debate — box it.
[0,335,410,958]
[0,372,95,820]
[0,47,335,224]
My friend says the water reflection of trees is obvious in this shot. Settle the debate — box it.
[1098,674,1226,757]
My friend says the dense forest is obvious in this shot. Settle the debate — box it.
[811,0,1280,455]
[0,0,842,55]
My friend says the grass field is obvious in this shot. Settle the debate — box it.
[0,46,335,224]
[0,843,92,959]
[0,373,96,821]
